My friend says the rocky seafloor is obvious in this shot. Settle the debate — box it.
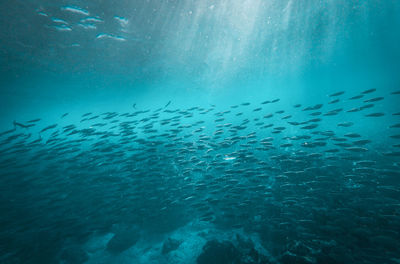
[58,221,279,264]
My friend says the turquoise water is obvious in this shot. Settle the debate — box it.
[1,1,400,263]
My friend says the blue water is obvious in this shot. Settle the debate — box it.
[1,1,400,263]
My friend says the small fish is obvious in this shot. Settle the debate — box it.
[360,104,374,110]
[365,113,384,117]
[301,124,318,129]
[364,97,384,103]
[383,151,400,157]
[13,121,34,129]
[324,109,342,116]
[391,90,400,95]
[61,6,90,16]
[61,113,69,118]
[329,99,340,104]
[303,104,323,111]
[344,133,361,138]
[349,95,364,100]
[133,103,136,109]
[262,124,273,128]
[338,122,354,127]
[293,104,301,108]
[353,139,371,146]
[0,128,16,136]
[40,124,57,133]
[345,147,368,152]
[325,149,339,153]
[356,160,376,166]
[390,123,400,128]
[27,118,41,123]
[329,91,345,97]
[308,118,322,123]
[362,88,376,94]
[347,108,360,113]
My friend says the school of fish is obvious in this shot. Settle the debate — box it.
[1,88,400,264]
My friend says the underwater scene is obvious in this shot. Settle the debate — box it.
[1,0,400,263]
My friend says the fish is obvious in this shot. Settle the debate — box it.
[27,118,41,123]
[96,33,127,41]
[329,91,345,97]
[0,128,16,137]
[347,108,360,113]
[52,25,72,32]
[362,88,377,94]
[13,121,34,129]
[345,147,368,152]
[356,160,376,166]
[353,139,371,145]
[338,122,354,127]
[382,151,400,157]
[365,113,385,117]
[364,97,384,103]
[40,124,57,133]
[349,95,364,100]
[324,108,342,116]
[301,124,318,129]
[360,104,374,110]
[0,91,398,264]
[78,23,97,30]
[308,118,322,123]
[329,99,340,104]
[344,133,361,138]
[61,113,69,118]
[164,101,171,108]
[114,16,129,27]
[51,17,68,24]
[61,6,90,16]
